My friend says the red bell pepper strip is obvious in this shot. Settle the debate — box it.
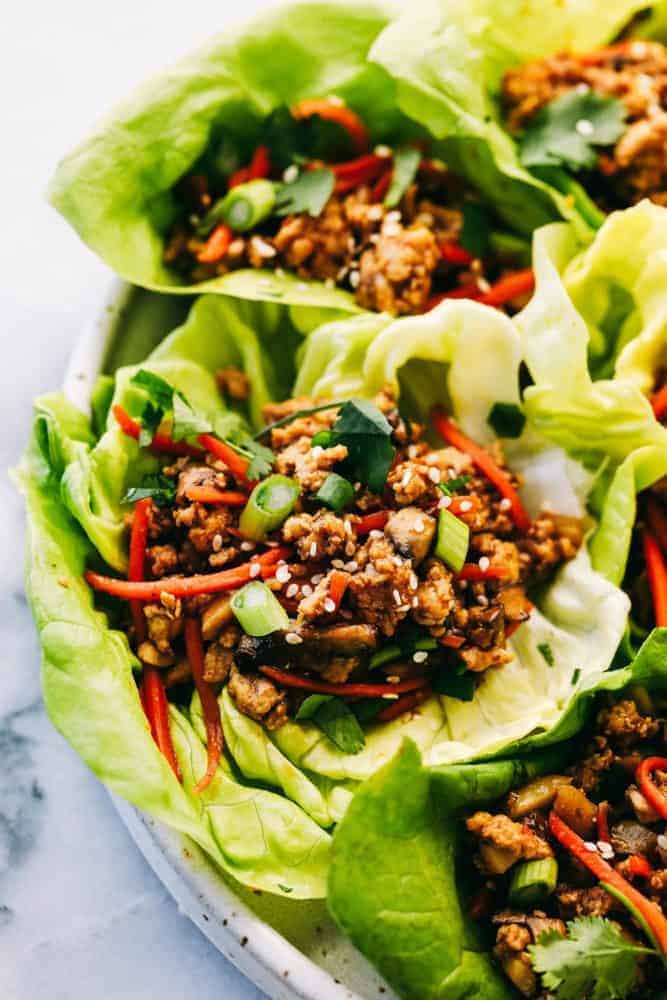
[478,269,535,308]
[142,668,182,781]
[247,145,271,180]
[184,486,248,507]
[112,405,204,458]
[376,687,431,723]
[128,497,151,641]
[549,810,667,954]
[327,570,349,611]
[197,433,253,487]
[439,242,474,266]
[627,855,653,879]
[259,666,430,699]
[636,756,667,821]
[647,498,667,555]
[371,167,393,202]
[85,547,291,601]
[432,409,531,533]
[446,495,481,517]
[196,223,233,264]
[597,800,611,843]
[228,167,250,189]
[332,153,386,194]
[644,529,667,627]
[651,383,667,422]
[355,511,389,535]
[439,633,466,649]
[423,284,483,311]
[184,617,223,794]
[292,98,369,154]
[456,563,510,582]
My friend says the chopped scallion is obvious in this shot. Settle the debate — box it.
[230,581,289,636]
[537,642,555,667]
[239,475,300,541]
[435,507,469,572]
[508,858,558,907]
[315,473,354,512]
[201,179,276,234]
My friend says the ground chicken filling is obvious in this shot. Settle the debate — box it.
[502,40,667,207]
[117,385,582,734]
[466,696,667,996]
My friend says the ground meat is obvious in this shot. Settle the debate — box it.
[320,656,359,684]
[649,869,667,900]
[144,602,182,653]
[274,438,349,493]
[356,222,439,314]
[518,513,582,581]
[282,511,351,560]
[556,885,616,919]
[186,506,235,555]
[203,641,234,683]
[570,741,615,794]
[464,604,505,650]
[273,198,354,280]
[297,571,347,624]
[502,40,667,204]
[597,699,659,749]
[473,533,522,585]
[493,925,537,997]
[227,667,288,730]
[146,544,180,578]
[460,645,513,673]
[467,811,553,874]
[176,464,228,503]
[413,559,455,632]
[387,458,438,506]
[216,366,250,401]
[348,537,415,636]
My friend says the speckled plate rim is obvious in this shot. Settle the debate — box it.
[62,277,381,1000]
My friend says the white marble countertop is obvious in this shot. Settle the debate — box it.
[1,2,279,996]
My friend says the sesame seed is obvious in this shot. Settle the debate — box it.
[478,556,490,572]
[412,596,419,608]
[212,533,223,552]
[354,482,361,491]
[381,693,399,700]
[251,236,277,258]
[499,497,512,511]
[311,574,323,585]
[249,562,261,579]
[414,519,425,534]
[282,164,299,183]
[459,500,473,512]
[324,598,336,613]
[311,445,323,459]
[286,583,299,598]
[349,270,360,289]
[301,584,313,597]
[393,589,402,605]
[428,467,441,484]
[369,529,384,539]
[309,541,318,558]
[597,841,614,858]
[240,540,256,551]
[345,541,356,557]
[344,520,353,536]
[285,632,303,645]
[401,469,413,488]
[385,210,401,224]
[393,555,403,567]
[659,834,667,850]
[374,144,392,157]
[439,496,452,509]
[575,118,594,136]
[275,565,291,583]
[332,559,345,569]
[408,445,419,459]
[386,675,401,683]
[583,841,598,853]
[344,560,358,572]
[413,650,428,664]
[409,573,418,591]
[398,604,411,613]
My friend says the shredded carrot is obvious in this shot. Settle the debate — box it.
[439,242,474,266]
[332,153,386,194]
[142,668,182,780]
[478,269,535,308]
[184,617,223,794]
[292,98,369,154]
[376,687,431,723]
[184,486,248,506]
[228,167,250,188]
[439,633,466,649]
[636,757,667,821]
[247,144,271,180]
[627,855,653,879]
[196,223,232,263]
[259,666,430,699]
[644,529,667,627]
[355,511,389,535]
[112,405,203,458]
[597,800,610,843]
[328,570,349,611]
[198,433,252,487]
[456,563,510,582]
[85,547,291,601]
[128,497,151,641]
[432,409,531,533]
[371,167,393,202]
[647,498,667,555]
[650,383,667,422]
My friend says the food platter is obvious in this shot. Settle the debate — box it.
[62,276,395,1000]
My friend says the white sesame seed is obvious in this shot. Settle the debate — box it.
[393,555,403,567]
[583,841,598,853]
[477,594,489,607]
[401,469,413,488]
[301,584,313,597]
[349,270,360,289]
[275,565,291,583]
[575,118,594,136]
[212,533,223,552]
[408,445,419,459]
[311,445,323,459]
[398,604,411,613]
[478,556,490,572]
[659,834,667,850]
[249,562,261,579]
[439,496,452,509]
[428,467,441,484]
[412,596,419,608]
[344,560,358,572]
[240,540,256,551]
[597,841,614,857]
[426,454,439,465]
[324,598,336,613]
[345,541,356,557]
[369,529,384,539]
[499,497,512,511]
[386,675,401,683]
[459,500,473,512]
[344,520,353,536]
[354,482,361,491]
[374,144,392,157]
[413,650,428,664]
[309,541,318,558]
[367,205,384,221]
[285,632,303,645]
[251,236,277,259]
[385,210,401,225]
[414,519,425,534]
[324,277,335,289]
[286,583,299,598]
[332,559,345,569]
[409,573,418,590]
[282,164,299,183]
[393,588,402,605]
[311,574,323,585]
[381,693,399,700]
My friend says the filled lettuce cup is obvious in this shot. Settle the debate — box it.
[17,287,665,899]
[329,631,667,999]
[48,0,550,316]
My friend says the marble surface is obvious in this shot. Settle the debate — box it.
[1,2,281,997]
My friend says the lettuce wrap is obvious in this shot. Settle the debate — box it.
[328,627,667,999]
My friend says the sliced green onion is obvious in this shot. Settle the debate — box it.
[435,507,469,572]
[508,858,558,907]
[239,475,300,541]
[231,581,289,636]
[315,473,354,512]
[311,429,335,448]
[370,637,438,670]
[201,179,276,234]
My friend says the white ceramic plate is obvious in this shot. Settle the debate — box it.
[63,278,396,1000]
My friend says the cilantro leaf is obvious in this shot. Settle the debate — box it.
[123,473,176,507]
[438,475,472,497]
[520,91,627,172]
[275,168,335,217]
[331,399,395,495]
[172,393,212,441]
[385,147,421,208]
[529,917,649,1000]
[487,401,526,438]
[224,430,274,480]
[432,662,476,701]
[459,201,491,259]
[295,695,365,753]
[130,369,175,410]
[264,105,354,170]
[138,401,164,447]
[537,642,555,667]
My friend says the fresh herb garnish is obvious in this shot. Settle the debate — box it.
[520,91,627,172]
[459,202,491,259]
[571,668,581,686]
[537,642,555,667]
[487,401,526,439]
[349,698,384,724]
[264,105,354,170]
[432,661,475,701]
[130,369,175,409]
[438,475,472,497]
[384,147,421,208]
[172,394,212,441]
[331,399,395,495]
[529,916,650,1000]
[295,695,365,753]
[124,473,176,507]
[277,884,293,894]
[275,167,335,218]
[224,430,275,480]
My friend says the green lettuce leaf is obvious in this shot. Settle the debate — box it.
[47,0,401,307]
[369,0,652,235]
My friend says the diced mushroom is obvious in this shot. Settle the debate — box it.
[526,915,566,941]
[506,775,572,819]
[385,507,436,564]
[626,785,662,825]
[300,623,379,655]
[201,594,235,640]
[612,818,659,857]
[137,641,175,668]
[164,659,192,688]
[553,785,597,839]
